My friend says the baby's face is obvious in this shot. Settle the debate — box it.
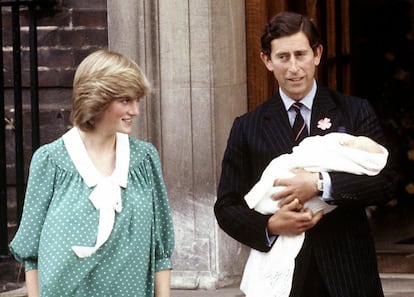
[339,136,382,153]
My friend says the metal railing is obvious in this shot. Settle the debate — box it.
[0,0,39,256]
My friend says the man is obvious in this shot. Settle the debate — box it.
[214,11,395,297]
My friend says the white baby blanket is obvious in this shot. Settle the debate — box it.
[240,133,388,297]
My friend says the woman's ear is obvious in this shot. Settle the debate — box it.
[260,52,274,71]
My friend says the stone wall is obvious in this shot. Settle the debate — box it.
[108,0,250,288]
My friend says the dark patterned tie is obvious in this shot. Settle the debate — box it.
[291,102,308,144]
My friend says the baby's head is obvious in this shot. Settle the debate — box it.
[339,136,383,154]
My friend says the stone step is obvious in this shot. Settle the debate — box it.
[2,274,414,297]
[377,245,414,273]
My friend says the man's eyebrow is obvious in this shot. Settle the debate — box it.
[274,51,289,56]
[274,48,309,55]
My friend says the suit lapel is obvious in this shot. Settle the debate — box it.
[311,87,345,136]
[261,93,296,152]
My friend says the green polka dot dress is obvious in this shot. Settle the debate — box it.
[10,128,175,297]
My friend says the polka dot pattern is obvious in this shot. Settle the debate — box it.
[9,137,175,297]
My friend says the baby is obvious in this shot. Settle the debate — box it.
[244,133,387,216]
[240,133,388,297]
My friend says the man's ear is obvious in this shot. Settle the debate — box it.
[260,52,274,71]
[313,44,323,66]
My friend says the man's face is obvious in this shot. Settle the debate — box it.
[261,32,323,101]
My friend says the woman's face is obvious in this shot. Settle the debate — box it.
[94,97,139,135]
[261,31,323,100]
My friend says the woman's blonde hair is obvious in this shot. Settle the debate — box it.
[71,50,150,131]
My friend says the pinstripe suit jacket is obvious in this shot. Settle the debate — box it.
[215,87,395,297]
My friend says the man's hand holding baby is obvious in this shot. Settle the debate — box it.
[272,168,320,209]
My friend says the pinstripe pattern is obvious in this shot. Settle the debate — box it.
[215,87,396,297]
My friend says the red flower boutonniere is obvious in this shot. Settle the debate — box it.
[317,118,332,130]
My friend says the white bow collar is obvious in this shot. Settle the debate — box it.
[62,127,130,258]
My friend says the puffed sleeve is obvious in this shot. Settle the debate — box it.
[9,145,56,271]
[146,145,175,271]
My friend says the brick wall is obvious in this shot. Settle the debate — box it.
[2,0,108,143]
[3,0,108,106]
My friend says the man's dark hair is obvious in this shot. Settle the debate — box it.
[260,11,322,57]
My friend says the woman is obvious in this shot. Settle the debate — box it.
[9,50,175,297]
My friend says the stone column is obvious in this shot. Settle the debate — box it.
[107,0,248,289]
